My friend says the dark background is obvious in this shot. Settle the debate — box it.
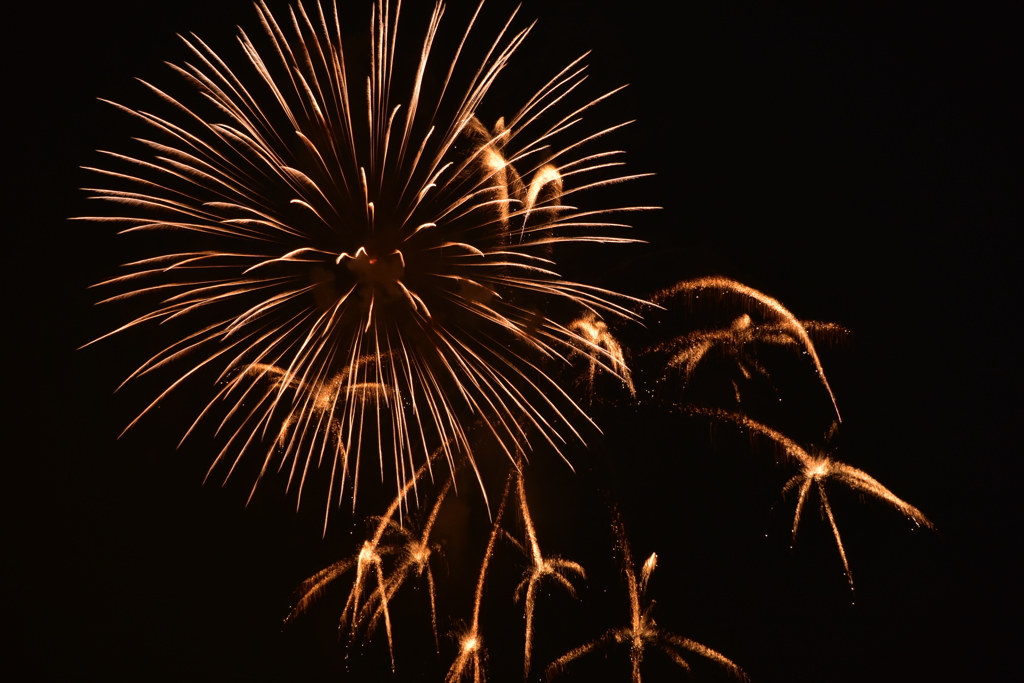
[11,1,1019,681]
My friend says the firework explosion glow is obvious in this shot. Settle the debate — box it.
[52,0,1003,681]
[648,278,845,419]
[79,0,652,526]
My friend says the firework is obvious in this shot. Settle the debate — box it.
[652,278,843,419]
[445,470,514,683]
[505,472,585,678]
[80,0,652,521]
[361,476,452,651]
[546,509,747,682]
[284,445,450,667]
[696,409,935,591]
[648,310,846,404]
[567,312,635,402]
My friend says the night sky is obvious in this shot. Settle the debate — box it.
[11,1,1019,681]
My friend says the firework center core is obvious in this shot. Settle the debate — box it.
[340,246,406,289]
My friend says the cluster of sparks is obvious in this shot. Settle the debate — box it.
[82,0,938,680]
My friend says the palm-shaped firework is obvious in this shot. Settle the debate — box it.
[697,409,935,590]
[285,447,450,667]
[650,278,845,418]
[504,472,586,678]
[649,312,846,404]
[546,509,747,682]
[81,0,652,519]
[361,477,452,652]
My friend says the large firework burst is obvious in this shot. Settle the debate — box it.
[81,0,651,524]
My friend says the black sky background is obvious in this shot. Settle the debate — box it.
[11,1,1020,681]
